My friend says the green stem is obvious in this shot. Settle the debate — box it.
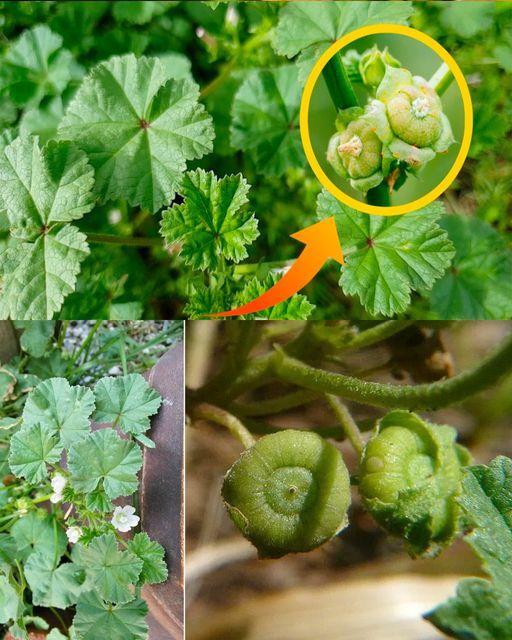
[273,333,512,410]
[325,395,364,455]
[67,320,102,374]
[322,52,359,109]
[429,62,454,97]
[345,320,414,351]
[232,389,319,417]
[366,181,391,207]
[87,233,162,248]
[192,403,256,449]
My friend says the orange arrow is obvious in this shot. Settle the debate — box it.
[209,217,344,318]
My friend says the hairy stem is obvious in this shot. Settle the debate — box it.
[87,233,162,248]
[345,320,414,350]
[429,62,454,97]
[274,332,512,410]
[325,395,364,455]
[322,52,359,109]
[192,403,256,449]
[232,389,319,417]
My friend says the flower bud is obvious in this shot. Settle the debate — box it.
[359,411,471,557]
[359,45,401,87]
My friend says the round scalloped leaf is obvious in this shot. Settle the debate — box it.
[74,590,148,640]
[25,551,84,609]
[23,377,95,447]
[67,429,143,499]
[93,373,161,436]
[8,423,63,483]
[58,53,214,213]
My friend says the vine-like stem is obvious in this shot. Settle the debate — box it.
[322,52,359,109]
[325,395,364,455]
[273,333,512,410]
[192,403,256,449]
[429,62,454,97]
[87,233,162,248]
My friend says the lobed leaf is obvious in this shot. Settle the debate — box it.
[274,1,414,81]
[127,532,168,585]
[0,575,18,624]
[74,590,148,640]
[430,216,512,320]
[93,373,161,437]
[25,552,84,609]
[73,533,143,604]
[0,136,94,319]
[58,54,215,213]
[10,512,67,562]
[23,377,95,447]
[237,273,315,320]
[68,429,143,499]
[230,66,305,176]
[426,457,512,639]
[8,423,63,483]
[161,170,259,271]
[317,190,454,316]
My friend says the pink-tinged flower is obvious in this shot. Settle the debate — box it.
[111,505,140,533]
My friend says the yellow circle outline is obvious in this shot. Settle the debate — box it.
[300,24,473,216]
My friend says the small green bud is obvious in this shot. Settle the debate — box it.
[222,430,351,558]
[359,45,401,87]
[359,411,471,557]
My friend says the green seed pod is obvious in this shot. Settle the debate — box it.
[359,411,471,557]
[359,45,401,87]
[327,117,384,193]
[222,429,351,558]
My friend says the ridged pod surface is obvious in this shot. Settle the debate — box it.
[359,410,471,557]
[222,430,351,558]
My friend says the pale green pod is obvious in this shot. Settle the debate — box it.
[222,430,351,558]
[336,120,382,178]
[359,411,471,557]
[388,138,436,171]
[359,45,401,87]
[386,85,443,148]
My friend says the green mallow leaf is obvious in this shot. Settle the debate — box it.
[8,423,63,483]
[23,378,95,447]
[113,1,168,25]
[274,1,414,81]
[0,575,19,624]
[93,373,161,437]
[74,590,148,640]
[237,273,315,320]
[14,321,55,358]
[430,216,512,320]
[58,53,215,213]
[317,190,454,316]
[0,25,75,108]
[10,512,67,562]
[127,532,168,585]
[24,552,84,609]
[161,170,259,271]
[67,429,143,499]
[426,457,512,639]
[73,533,143,604]
[231,66,305,176]
[0,534,18,573]
[47,630,68,640]
[0,136,94,320]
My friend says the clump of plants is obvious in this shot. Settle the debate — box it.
[188,321,512,639]
[0,321,179,639]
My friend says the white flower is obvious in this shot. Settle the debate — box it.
[111,505,140,533]
[66,526,82,544]
[50,473,67,503]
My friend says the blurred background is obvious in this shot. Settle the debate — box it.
[185,320,512,640]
